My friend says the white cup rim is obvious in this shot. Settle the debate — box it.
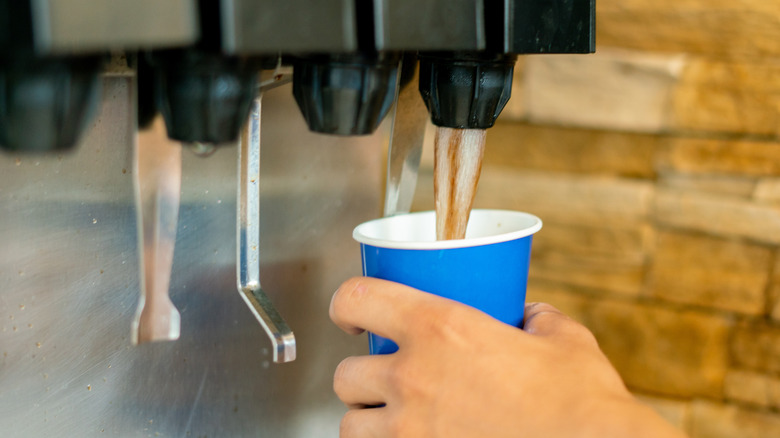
[353,209,542,250]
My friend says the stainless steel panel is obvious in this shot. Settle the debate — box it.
[0,76,385,437]
[31,0,198,53]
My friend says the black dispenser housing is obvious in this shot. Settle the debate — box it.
[0,0,596,150]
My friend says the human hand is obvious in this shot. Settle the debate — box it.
[330,277,687,438]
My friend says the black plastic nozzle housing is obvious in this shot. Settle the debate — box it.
[0,0,103,152]
[415,0,595,130]
[0,53,103,152]
[418,52,515,130]
[292,53,399,136]
[150,49,259,144]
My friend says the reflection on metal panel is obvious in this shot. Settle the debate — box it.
[373,0,484,51]
[31,0,198,53]
[0,77,384,437]
[221,0,357,53]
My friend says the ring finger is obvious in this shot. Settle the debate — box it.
[334,354,396,409]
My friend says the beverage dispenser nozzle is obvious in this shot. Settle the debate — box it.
[0,53,103,152]
[290,0,400,136]
[418,51,516,130]
[148,49,260,144]
[416,0,596,130]
[292,52,400,136]
[0,0,103,152]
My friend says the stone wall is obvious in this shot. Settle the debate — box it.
[410,2,780,436]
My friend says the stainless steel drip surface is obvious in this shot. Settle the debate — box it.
[131,116,183,344]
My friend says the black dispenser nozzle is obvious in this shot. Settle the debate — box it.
[0,53,103,153]
[0,0,102,152]
[149,50,259,144]
[418,52,516,130]
[415,0,595,130]
[292,53,399,136]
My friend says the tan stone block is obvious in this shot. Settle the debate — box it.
[525,279,592,324]
[754,178,780,203]
[635,393,691,431]
[501,58,526,121]
[419,121,436,168]
[530,252,645,297]
[413,168,655,227]
[731,323,780,374]
[582,301,731,398]
[654,188,780,245]
[648,231,771,315]
[485,122,658,178]
[410,167,434,212]
[660,173,757,199]
[770,255,780,322]
[673,58,780,136]
[672,86,780,137]
[680,58,780,89]
[724,370,780,409]
[657,137,780,177]
[528,283,731,398]
[772,286,780,322]
[531,222,649,264]
[523,50,685,133]
[690,400,780,438]
[672,60,780,136]
[475,169,654,227]
[597,0,780,59]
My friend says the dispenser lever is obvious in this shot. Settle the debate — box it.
[237,95,296,363]
[383,57,428,217]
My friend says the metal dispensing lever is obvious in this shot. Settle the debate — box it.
[236,69,296,363]
[383,56,428,217]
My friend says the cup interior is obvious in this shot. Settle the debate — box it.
[353,209,542,250]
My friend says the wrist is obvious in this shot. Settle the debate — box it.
[575,394,688,438]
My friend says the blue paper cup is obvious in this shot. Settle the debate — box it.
[352,209,542,355]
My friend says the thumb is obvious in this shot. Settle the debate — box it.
[523,302,598,347]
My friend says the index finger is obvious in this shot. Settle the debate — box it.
[329,277,440,342]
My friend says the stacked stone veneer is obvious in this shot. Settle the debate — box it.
[409,2,780,436]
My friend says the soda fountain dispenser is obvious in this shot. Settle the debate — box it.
[0,1,593,436]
